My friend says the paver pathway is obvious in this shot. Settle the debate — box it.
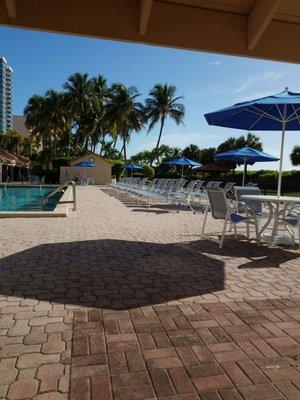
[0,186,299,399]
[71,297,300,400]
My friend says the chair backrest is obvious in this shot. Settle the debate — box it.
[183,180,198,193]
[164,179,176,193]
[192,180,205,192]
[245,181,258,187]
[157,179,169,191]
[206,181,216,188]
[223,182,235,191]
[148,179,158,189]
[177,179,186,192]
[152,179,163,190]
[235,186,262,214]
[213,181,222,188]
[169,179,184,193]
[138,178,148,188]
[206,188,228,220]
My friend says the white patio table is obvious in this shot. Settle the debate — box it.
[241,194,300,245]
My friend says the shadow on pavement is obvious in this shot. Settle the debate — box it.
[0,238,225,310]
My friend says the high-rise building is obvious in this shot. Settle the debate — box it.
[0,57,13,133]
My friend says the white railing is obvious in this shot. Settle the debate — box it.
[43,181,76,211]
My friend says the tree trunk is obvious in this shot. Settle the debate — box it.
[151,117,165,166]
[84,136,89,152]
[112,137,117,149]
[123,135,127,164]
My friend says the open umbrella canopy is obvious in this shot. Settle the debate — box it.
[165,156,201,167]
[165,156,202,179]
[215,146,279,185]
[204,89,299,195]
[124,162,143,171]
[204,90,300,130]
[215,147,279,165]
[73,161,96,167]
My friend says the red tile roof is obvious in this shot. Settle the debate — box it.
[0,149,32,167]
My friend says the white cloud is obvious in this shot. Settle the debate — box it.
[209,61,220,66]
[233,71,284,95]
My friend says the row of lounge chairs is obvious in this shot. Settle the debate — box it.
[112,177,236,210]
[111,177,299,249]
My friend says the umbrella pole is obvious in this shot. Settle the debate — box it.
[242,157,246,186]
[181,164,184,179]
[277,106,287,197]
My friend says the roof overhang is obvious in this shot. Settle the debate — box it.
[1,0,300,63]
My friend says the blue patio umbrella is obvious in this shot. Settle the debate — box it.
[125,162,143,177]
[204,88,300,195]
[215,146,279,186]
[165,156,202,178]
[73,160,96,178]
[73,161,96,167]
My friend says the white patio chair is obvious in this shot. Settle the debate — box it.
[234,186,270,241]
[283,205,300,248]
[201,188,259,248]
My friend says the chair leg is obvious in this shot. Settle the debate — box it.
[233,223,237,239]
[246,210,250,239]
[201,206,209,238]
[219,217,228,249]
[254,219,260,246]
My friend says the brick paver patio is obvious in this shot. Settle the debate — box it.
[0,186,299,399]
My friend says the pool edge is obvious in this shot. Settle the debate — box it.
[0,186,72,218]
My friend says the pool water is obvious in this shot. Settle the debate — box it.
[0,186,63,212]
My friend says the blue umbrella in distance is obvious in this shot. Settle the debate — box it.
[205,88,300,195]
[215,146,279,185]
[125,162,143,177]
[165,156,202,178]
[73,160,96,178]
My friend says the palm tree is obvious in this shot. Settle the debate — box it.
[90,74,112,152]
[0,129,23,154]
[106,84,144,163]
[24,94,54,168]
[24,90,70,166]
[101,140,122,160]
[44,90,70,154]
[21,136,39,158]
[63,72,93,150]
[290,145,300,166]
[199,147,216,165]
[236,132,263,150]
[182,144,201,162]
[168,146,182,159]
[145,84,185,165]
[217,137,237,153]
[131,150,154,165]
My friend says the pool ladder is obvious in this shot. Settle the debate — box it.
[43,181,77,211]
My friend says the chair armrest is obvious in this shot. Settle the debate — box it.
[236,201,258,217]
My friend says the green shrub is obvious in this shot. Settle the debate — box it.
[142,164,155,179]
[51,156,73,170]
[30,165,59,184]
[111,159,124,181]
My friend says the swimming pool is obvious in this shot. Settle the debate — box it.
[0,186,63,212]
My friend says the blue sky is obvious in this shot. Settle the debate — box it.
[1,26,300,170]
